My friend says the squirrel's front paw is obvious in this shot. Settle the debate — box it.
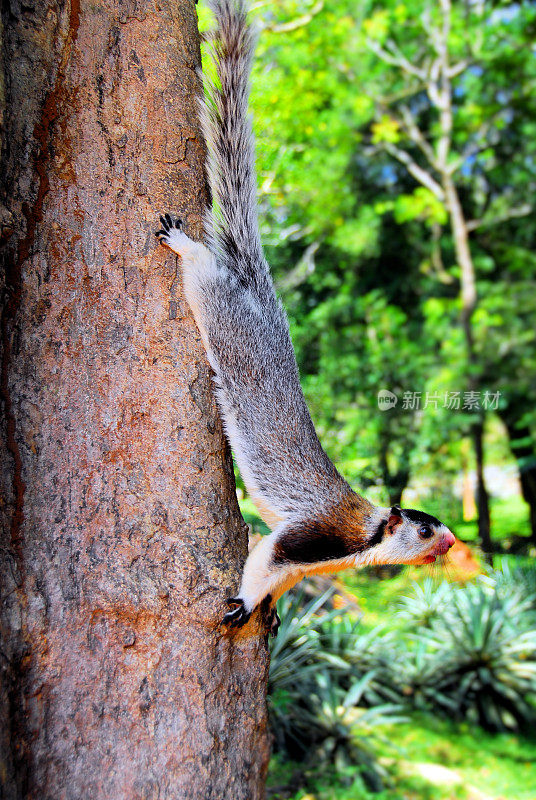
[222,597,252,629]
[155,213,186,253]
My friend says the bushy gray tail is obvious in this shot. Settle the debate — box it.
[202,0,267,291]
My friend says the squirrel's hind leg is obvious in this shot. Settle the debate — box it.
[155,214,215,282]
[223,595,281,637]
[223,530,299,634]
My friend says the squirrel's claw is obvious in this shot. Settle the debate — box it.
[155,214,183,247]
[269,610,281,638]
[223,597,251,628]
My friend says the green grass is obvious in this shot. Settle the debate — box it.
[267,715,536,800]
[267,753,448,800]
[379,715,536,800]
[490,495,532,541]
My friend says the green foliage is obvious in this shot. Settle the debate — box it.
[268,587,405,788]
[269,571,536,788]
[236,0,536,539]
[399,577,536,731]
[316,615,400,705]
[269,588,339,699]
[393,189,448,228]
[203,0,536,541]
[494,559,536,608]
[397,577,452,628]
[268,564,536,798]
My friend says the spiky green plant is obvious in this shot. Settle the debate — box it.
[397,577,452,628]
[268,588,333,693]
[268,584,405,781]
[268,586,345,753]
[296,670,404,791]
[493,559,536,610]
[410,580,536,731]
[317,615,401,705]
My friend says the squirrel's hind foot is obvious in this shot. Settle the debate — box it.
[260,594,280,638]
[222,597,251,629]
[267,608,281,637]
[222,596,280,636]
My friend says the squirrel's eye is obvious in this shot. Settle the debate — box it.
[418,525,433,539]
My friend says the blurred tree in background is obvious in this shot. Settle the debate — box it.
[221,0,536,553]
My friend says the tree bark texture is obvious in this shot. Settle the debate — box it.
[0,1,270,798]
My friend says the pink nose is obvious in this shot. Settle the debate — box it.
[444,531,456,549]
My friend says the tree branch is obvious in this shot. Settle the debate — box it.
[398,104,438,168]
[426,58,447,111]
[366,38,426,81]
[447,58,471,78]
[264,1,324,33]
[276,242,319,291]
[467,204,533,232]
[382,142,445,199]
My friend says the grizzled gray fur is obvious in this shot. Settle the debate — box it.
[156,0,455,633]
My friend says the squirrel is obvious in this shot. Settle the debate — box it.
[156,0,455,636]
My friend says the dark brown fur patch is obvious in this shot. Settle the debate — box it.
[272,490,373,565]
[368,519,387,547]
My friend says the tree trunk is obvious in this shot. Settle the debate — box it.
[378,429,409,508]
[502,419,536,545]
[472,420,492,558]
[0,2,270,798]
[444,176,492,556]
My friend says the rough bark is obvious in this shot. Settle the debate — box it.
[0,2,270,798]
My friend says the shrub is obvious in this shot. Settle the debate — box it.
[268,586,404,788]
[400,577,536,731]
[397,577,452,628]
[268,564,536,787]
[316,614,403,706]
[493,558,536,610]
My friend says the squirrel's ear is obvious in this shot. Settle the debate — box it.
[386,506,403,534]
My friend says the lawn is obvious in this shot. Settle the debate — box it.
[267,715,536,799]
[450,495,532,545]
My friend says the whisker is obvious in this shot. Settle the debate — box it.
[424,562,436,579]
[439,554,454,581]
